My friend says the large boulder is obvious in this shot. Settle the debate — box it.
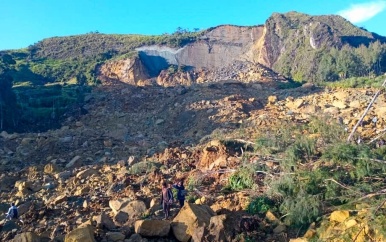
[171,203,215,242]
[109,199,146,219]
[206,214,229,242]
[121,200,147,219]
[64,225,95,242]
[134,220,170,237]
[198,140,228,170]
[14,181,34,195]
[114,211,129,224]
[44,163,61,174]
[93,211,116,230]
[109,198,130,213]
[11,232,41,242]
[1,220,20,232]
[65,156,83,168]
[17,201,32,216]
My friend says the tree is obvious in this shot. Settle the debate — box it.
[316,51,338,82]
[0,70,18,131]
[335,45,363,79]
[368,41,385,75]
[0,54,18,131]
[355,41,385,76]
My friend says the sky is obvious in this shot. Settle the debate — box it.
[1,0,386,50]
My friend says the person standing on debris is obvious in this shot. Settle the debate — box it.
[173,179,186,208]
[5,203,23,224]
[161,181,173,219]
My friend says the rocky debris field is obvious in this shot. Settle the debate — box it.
[0,79,385,241]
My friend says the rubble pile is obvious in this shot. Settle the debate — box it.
[0,79,385,241]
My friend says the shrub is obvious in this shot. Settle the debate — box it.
[247,196,277,215]
[268,172,324,228]
[324,75,385,88]
[186,176,203,190]
[306,116,346,144]
[255,124,297,155]
[374,146,386,160]
[186,194,198,203]
[285,136,317,164]
[279,190,322,227]
[226,167,255,191]
[322,142,377,179]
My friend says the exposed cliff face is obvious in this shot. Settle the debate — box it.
[261,12,350,68]
[98,25,274,85]
[97,12,385,85]
[180,25,264,68]
[98,56,150,84]
[136,25,264,71]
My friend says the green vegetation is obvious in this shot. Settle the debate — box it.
[13,84,90,132]
[226,166,255,191]
[0,29,207,132]
[1,28,204,87]
[29,30,204,60]
[247,195,277,215]
[268,12,386,83]
[247,115,386,232]
[128,161,158,175]
[324,75,386,88]
[0,69,18,131]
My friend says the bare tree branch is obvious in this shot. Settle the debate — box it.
[353,198,386,242]
[368,127,386,144]
[347,79,386,143]
[324,178,363,195]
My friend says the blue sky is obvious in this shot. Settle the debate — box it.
[1,0,386,50]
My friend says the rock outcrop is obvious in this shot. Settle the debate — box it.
[134,220,170,237]
[98,56,150,85]
[64,225,95,242]
[171,203,215,242]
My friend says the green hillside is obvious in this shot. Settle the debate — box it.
[266,12,386,82]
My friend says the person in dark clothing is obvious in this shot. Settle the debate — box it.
[173,180,186,208]
[5,203,23,224]
[160,181,173,219]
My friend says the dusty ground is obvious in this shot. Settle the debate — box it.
[0,78,385,241]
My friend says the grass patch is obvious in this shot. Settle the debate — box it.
[226,167,255,191]
[324,75,385,88]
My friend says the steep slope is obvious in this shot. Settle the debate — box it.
[98,25,289,85]
[262,12,386,81]
[98,12,386,85]
[137,25,264,70]
[262,11,378,67]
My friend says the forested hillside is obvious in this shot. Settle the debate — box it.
[266,12,386,82]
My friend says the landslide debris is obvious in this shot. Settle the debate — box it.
[1,78,386,241]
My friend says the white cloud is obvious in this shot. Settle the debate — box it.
[338,0,386,23]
